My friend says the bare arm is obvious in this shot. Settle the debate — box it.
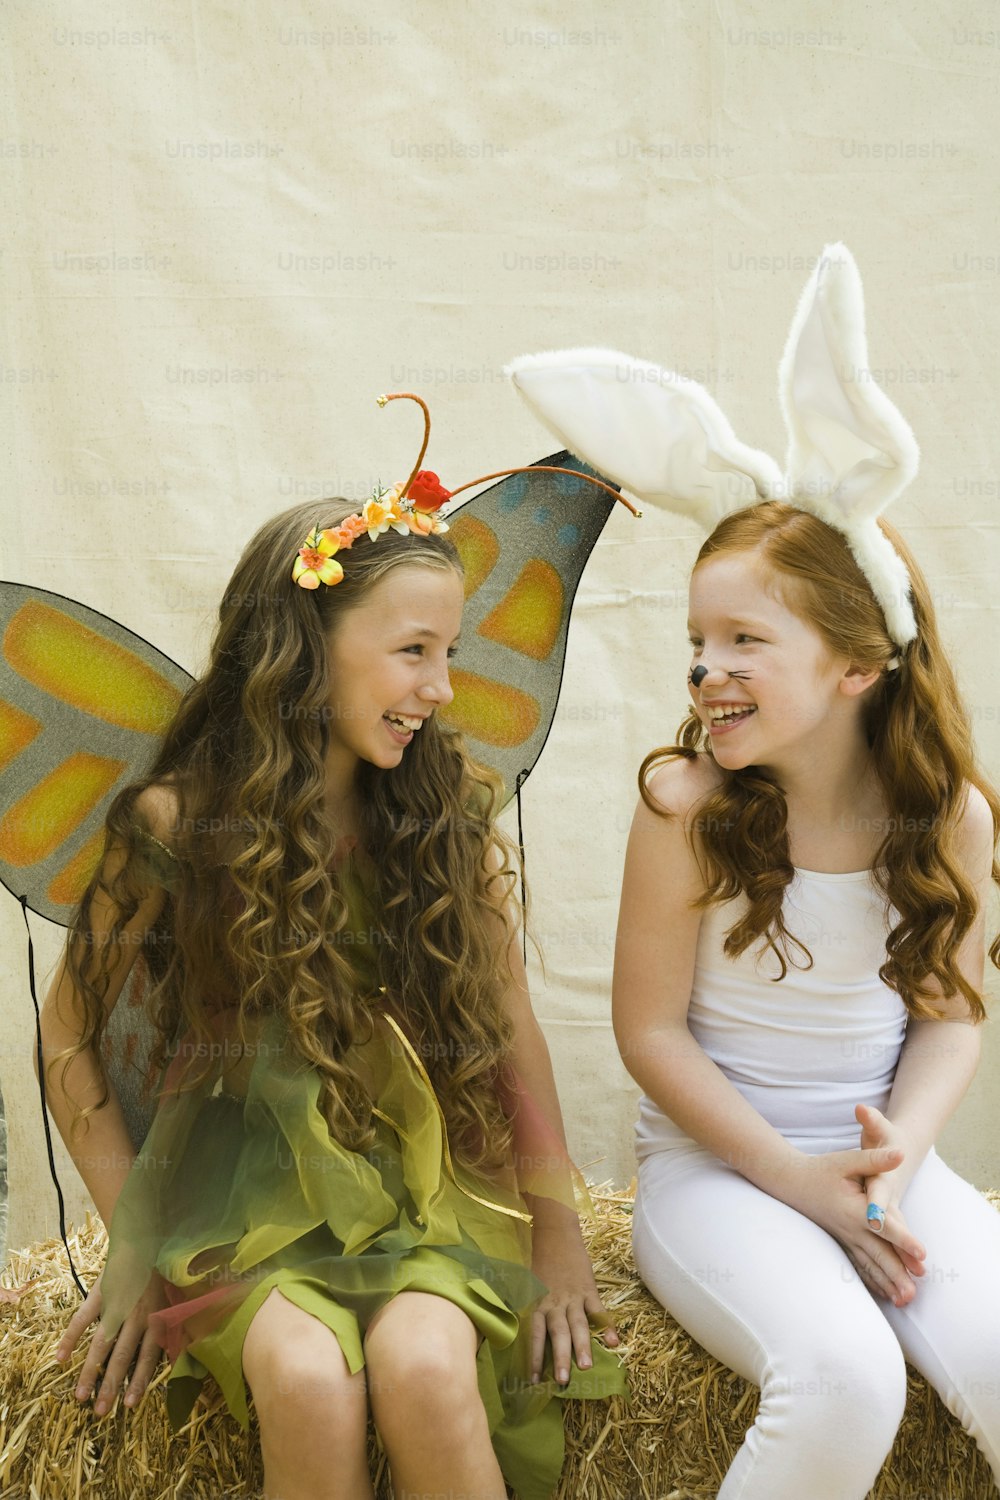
[869,1020,981,1195]
[39,790,179,1412]
[612,761,809,1194]
[484,843,620,1382]
[612,759,918,1305]
[36,871,167,1226]
[860,783,994,1208]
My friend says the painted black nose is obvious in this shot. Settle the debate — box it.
[690,664,708,687]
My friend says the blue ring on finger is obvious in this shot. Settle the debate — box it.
[866,1203,887,1231]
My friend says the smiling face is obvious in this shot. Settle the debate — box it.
[687,551,870,774]
[323,561,465,796]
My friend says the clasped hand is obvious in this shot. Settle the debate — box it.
[786,1104,926,1307]
[54,1268,168,1417]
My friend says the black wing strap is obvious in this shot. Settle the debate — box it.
[21,896,88,1297]
[514,768,528,965]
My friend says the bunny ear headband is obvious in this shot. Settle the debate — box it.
[506,242,920,658]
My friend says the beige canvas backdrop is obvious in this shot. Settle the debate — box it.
[2,0,999,1256]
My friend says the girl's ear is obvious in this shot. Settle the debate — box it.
[506,347,783,529]
[838,661,884,698]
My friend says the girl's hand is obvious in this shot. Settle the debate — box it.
[54,1268,168,1417]
[529,1218,620,1386]
[783,1144,924,1306]
[856,1102,927,1281]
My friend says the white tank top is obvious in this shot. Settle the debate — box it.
[634,866,908,1159]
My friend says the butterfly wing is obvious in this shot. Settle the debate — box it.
[0,582,191,925]
[440,450,620,806]
[1,583,192,1148]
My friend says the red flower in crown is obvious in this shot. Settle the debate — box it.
[405,470,451,513]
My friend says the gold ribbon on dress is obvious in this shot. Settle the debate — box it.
[375,1012,533,1226]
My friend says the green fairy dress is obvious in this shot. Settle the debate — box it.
[98,829,626,1500]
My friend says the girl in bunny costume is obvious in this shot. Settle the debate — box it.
[508,245,1000,1498]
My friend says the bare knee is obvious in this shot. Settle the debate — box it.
[364,1293,481,1423]
[243,1288,366,1424]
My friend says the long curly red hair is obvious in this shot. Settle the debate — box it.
[641,501,1000,1021]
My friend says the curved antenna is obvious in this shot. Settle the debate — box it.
[376,391,431,499]
[449,465,640,517]
[376,388,641,517]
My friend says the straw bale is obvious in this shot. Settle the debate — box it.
[1,1189,996,1500]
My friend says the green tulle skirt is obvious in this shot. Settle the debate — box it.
[99,1007,626,1500]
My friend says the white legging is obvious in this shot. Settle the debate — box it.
[633,1144,1000,1500]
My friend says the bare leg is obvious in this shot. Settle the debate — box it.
[242,1287,375,1500]
[364,1290,507,1500]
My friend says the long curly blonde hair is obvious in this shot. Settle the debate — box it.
[60,498,520,1168]
[640,501,1000,1021]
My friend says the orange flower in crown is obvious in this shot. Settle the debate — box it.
[292,527,344,589]
[334,512,370,545]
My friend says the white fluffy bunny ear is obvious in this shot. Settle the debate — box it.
[505,348,783,530]
[780,243,919,646]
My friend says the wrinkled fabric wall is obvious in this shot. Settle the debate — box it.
[3,0,999,1253]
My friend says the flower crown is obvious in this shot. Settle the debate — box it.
[292,391,636,589]
[293,472,452,589]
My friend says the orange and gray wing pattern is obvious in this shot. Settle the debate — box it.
[0,583,191,925]
[441,450,618,807]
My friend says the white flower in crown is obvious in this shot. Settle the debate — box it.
[362,485,412,539]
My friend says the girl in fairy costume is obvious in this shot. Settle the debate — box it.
[38,429,625,1500]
